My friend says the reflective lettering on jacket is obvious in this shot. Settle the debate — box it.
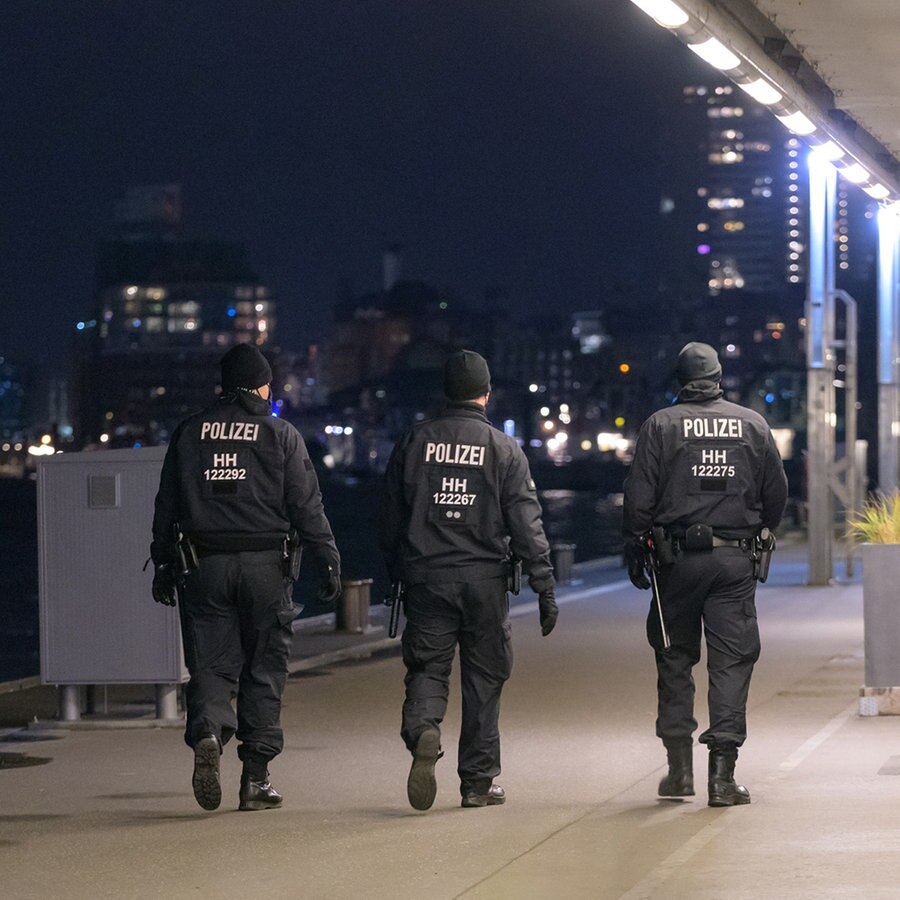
[423,441,486,466]
[682,417,743,439]
[422,442,487,525]
[200,421,260,442]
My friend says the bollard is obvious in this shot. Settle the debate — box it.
[551,543,576,585]
[336,578,373,633]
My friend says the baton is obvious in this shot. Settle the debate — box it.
[386,581,405,639]
[647,563,671,650]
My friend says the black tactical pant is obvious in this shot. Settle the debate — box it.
[401,576,513,794]
[180,549,294,764]
[648,547,760,749]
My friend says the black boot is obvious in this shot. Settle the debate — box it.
[708,746,751,807]
[658,739,694,797]
[407,727,442,811]
[192,734,222,811]
[239,760,283,812]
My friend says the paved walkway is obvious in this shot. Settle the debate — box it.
[2,543,897,899]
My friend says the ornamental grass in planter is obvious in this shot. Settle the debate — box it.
[848,493,900,687]
[848,492,900,545]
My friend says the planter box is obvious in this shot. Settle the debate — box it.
[862,543,900,688]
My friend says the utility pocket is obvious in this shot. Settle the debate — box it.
[683,523,714,551]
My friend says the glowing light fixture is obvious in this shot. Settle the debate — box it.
[864,183,891,200]
[627,0,689,28]
[811,140,845,162]
[841,163,869,184]
[774,110,816,136]
[738,78,782,106]
[688,37,740,71]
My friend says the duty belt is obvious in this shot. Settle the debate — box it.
[672,536,750,551]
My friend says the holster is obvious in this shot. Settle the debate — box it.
[650,526,676,566]
[173,524,199,579]
[282,529,303,581]
[505,556,522,595]
[753,528,776,582]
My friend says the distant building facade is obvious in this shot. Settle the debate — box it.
[74,186,275,446]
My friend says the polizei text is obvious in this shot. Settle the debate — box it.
[683,417,743,439]
[200,421,260,442]
[424,442,486,466]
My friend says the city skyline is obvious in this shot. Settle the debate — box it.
[2,0,709,374]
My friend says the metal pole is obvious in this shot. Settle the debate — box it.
[805,151,837,584]
[833,290,858,576]
[155,684,179,720]
[877,206,900,493]
[59,685,81,722]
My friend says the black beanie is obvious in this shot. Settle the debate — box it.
[220,343,272,392]
[443,349,491,401]
[676,342,722,385]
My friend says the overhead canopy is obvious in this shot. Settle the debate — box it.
[752,0,900,163]
[633,0,900,201]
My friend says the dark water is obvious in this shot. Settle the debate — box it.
[0,479,39,682]
[0,476,624,681]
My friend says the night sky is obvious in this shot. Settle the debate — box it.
[3,0,708,374]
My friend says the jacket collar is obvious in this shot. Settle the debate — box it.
[220,390,272,416]
[676,380,724,403]
[440,401,489,422]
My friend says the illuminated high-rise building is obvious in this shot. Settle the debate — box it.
[73,187,276,446]
[659,80,808,303]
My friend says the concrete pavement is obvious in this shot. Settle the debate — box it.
[2,544,898,899]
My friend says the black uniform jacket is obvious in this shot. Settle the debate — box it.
[151,390,339,570]
[378,402,554,591]
[622,382,788,539]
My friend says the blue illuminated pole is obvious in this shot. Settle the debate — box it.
[877,206,900,493]
[805,151,836,584]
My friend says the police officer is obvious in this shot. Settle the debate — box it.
[622,342,787,807]
[150,343,341,812]
[379,349,557,811]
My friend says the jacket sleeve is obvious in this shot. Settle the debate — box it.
[377,433,410,582]
[283,427,340,572]
[622,417,660,537]
[150,428,183,564]
[501,447,554,593]
[760,430,788,529]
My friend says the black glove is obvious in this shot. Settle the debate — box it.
[152,563,179,607]
[538,588,558,636]
[317,560,342,605]
[623,537,651,590]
